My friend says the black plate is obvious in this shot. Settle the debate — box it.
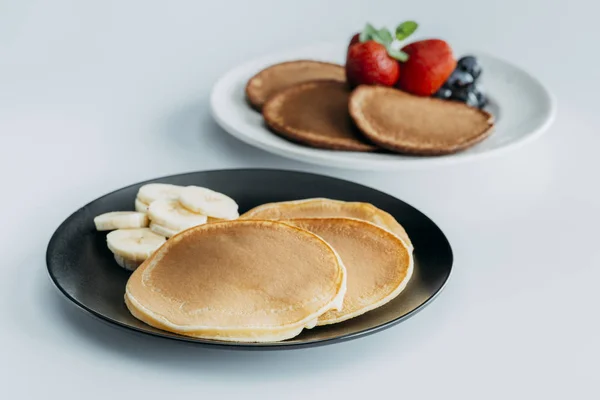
[47,169,453,349]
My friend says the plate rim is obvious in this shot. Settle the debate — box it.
[46,168,454,349]
[210,42,557,170]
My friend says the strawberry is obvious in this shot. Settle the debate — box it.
[345,21,419,87]
[347,33,360,51]
[397,39,456,96]
[346,41,400,87]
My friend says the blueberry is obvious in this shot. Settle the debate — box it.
[433,87,453,99]
[450,86,479,108]
[465,91,480,108]
[457,56,482,80]
[475,90,487,108]
[471,83,488,108]
[450,87,468,102]
[446,69,474,88]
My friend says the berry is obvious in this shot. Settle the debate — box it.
[457,56,482,80]
[433,87,453,99]
[348,33,360,51]
[446,69,474,88]
[397,39,456,96]
[346,40,400,87]
[473,85,488,108]
[451,86,479,108]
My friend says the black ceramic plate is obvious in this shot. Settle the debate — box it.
[47,169,452,349]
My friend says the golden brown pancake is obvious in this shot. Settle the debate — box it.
[349,85,494,155]
[246,60,345,111]
[262,80,377,152]
[241,198,413,250]
[125,220,347,342]
[285,218,413,325]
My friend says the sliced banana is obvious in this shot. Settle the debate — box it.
[149,222,179,238]
[148,198,208,230]
[114,254,143,271]
[179,186,239,220]
[94,212,149,231]
[135,198,149,212]
[106,228,167,262]
[137,183,183,205]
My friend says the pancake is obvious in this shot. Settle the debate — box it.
[349,85,494,155]
[125,220,347,342]
[241,198,413,250]
[285,218,413,325]
[246,60,345,111]
[262,80,377,152]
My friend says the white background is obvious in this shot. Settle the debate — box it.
[1,0,598,399]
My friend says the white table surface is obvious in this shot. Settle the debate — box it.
[1,1,598,399]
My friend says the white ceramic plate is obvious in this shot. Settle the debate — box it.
[210,42,556,170]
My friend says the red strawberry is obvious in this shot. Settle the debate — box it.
[397,39,456,96]
[348,33,360,51]
[346,41,400,87]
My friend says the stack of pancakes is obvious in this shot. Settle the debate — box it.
[246,60,494,155]
[125,198,413,342]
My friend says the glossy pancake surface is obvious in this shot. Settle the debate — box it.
[246,60,345,110]
[241,198,412,250]
[286,218,413,325]
[263,80,377,152]
[125,220,346,342]
[349,85,494,155]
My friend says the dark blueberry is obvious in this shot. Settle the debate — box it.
[449,86,469,102]
[472,83,488,108]
[457,56,482,80]
[450,86,479,108]
[476,92,487,108]
[446,69,474,88]
[465,91,480,108]
[433,87,453,99]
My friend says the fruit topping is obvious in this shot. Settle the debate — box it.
[475,88,488,108]
[437,55,487,108]
[346,41,401,87]
[348,33,360,51]
[396,39,457,96]
[346,22,418,87]
[457,55,482,80]
[345,23,490,109]
[446,69,474,88]
[450,87,480,108]
[433,86,453,100]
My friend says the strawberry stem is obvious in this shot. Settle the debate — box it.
[358,20,418,62]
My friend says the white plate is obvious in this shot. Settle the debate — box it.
[210,42,556,170]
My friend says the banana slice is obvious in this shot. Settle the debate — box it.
[179,186,239,220]
[148,198,208,230]
[137,183,183,205]
[94,212,149,231]
[135,198,149,212]
[114,254,143,271]
[149,222,179,238]
[106,228,167,262]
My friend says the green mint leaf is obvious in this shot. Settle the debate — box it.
[359,23,378,42]
[387,47,409,62]
[395,21,418,40]
[376,28,393,45]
